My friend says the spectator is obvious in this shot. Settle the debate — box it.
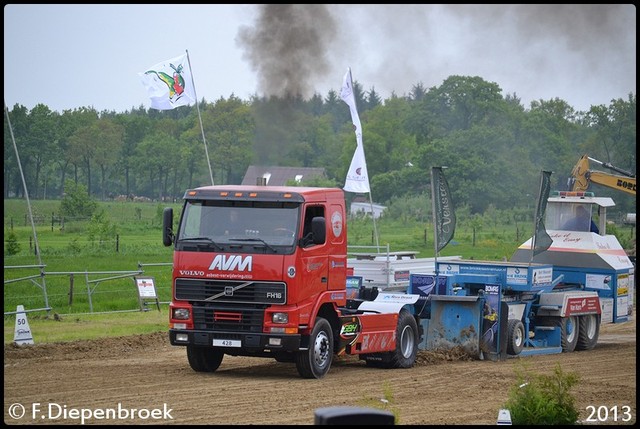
[562,205,599,233]
[225,209,245,236]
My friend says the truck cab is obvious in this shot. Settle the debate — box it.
[163,185,421,378]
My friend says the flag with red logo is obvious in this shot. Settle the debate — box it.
[341,68,370,193]
[139,53,196,110]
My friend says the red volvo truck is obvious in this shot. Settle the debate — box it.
[162,185,421,379]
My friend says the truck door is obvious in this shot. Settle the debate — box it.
[327,203,347,291]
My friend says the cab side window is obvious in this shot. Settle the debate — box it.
[302,206,324,247]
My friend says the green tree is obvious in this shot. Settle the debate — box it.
[5,229,20,255]
[204,96,254,185]
[25,104,59,199]
[87,208,117,246]
[92,117,125,200]
[504,363,580,425]
[55,107,99,198]
[59,180,97,218]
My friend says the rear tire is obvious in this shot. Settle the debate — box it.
[362,309,418,369]
[506,319,525,355]
[296,317,333,379]
[186,345,224,372]
[576,314,600,350]
[388,309,419,368]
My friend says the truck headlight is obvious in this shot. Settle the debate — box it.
[173,308,190,320]
[272,312,288,324]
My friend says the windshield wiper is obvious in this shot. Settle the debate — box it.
[179,237,223,251]
[229,237,278,253]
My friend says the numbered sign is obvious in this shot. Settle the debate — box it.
[14,305,34,345]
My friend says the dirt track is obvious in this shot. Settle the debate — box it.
[4,316,636,425]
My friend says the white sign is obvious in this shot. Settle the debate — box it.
[135,277,157,298]
[14,305,34,345]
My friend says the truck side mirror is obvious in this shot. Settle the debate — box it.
[162,207,174,246]
[311,216,326,245]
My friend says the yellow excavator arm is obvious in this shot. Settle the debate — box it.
[570,154,636,196]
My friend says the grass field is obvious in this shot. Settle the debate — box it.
[4,308,167,344]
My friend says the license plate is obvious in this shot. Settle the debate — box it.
[213,339,241,347]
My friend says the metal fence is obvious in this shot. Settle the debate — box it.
[3,262,173,316]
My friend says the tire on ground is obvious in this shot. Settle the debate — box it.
[363,308,418,369]
[295,317,333,379]
[187,345,224,372]
[537,316,579,352]
[506,319,525,356]
[388,309,419,368]
[576,314,601,351]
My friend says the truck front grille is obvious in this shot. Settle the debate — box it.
[175,278,286,304]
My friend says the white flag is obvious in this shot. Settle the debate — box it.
[341,68,370,193]
[139,54,196,110]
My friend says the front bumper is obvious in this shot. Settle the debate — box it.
[169,329,303,355]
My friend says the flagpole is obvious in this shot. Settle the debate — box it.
[529,191,538,265]
[430,167,439,272]
[185,50,214,185]
[367,191,380,250]
[529,170,553,264]
[345,68,379,250]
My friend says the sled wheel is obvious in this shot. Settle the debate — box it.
[576,314,600,351]
[506,319,525,356]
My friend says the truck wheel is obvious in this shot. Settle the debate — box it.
[388,309,419,368]
[186,345,224,372]
[576,314,600,351]
[295,317,333,379]
[506,319,525,355]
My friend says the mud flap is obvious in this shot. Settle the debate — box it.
[425,295,483,358]
[498,302,509,360]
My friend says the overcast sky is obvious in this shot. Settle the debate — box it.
[4,4,636,114]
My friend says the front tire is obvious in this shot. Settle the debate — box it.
[186,345,224,372]
[576,314,600,350]
[296,317,333,379]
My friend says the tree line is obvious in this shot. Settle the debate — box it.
[4,75,636,214]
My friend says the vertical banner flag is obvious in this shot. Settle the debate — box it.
[139,54,196,110]
[432,167,456,253]
[532,170,553,256]
[341,68,370,193]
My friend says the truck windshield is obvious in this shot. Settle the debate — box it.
[176,200,300,253]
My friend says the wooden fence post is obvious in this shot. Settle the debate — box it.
[68,273,74,306]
